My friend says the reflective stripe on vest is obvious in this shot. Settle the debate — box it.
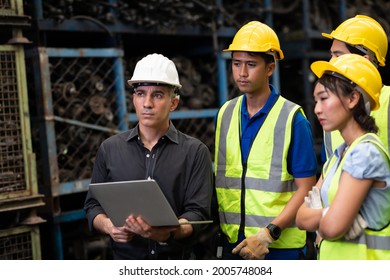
[324,86,390,160]
[214,95,306,249]
[320,133,390,259]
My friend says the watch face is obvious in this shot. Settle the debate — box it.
[267,224,281,239]
[273,225,281,236]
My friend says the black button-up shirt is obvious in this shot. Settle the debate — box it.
[84,122,213,259]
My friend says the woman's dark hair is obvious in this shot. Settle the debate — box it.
[317,74,378,133]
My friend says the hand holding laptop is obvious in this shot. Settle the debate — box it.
[124,214,179,242]
[89,180,213,227]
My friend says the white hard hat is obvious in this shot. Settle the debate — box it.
[127,53,182,89]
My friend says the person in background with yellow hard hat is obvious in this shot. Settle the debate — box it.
[214,21,317,260]
[319,14,390,240]
[321,15,389,161]
[296,54,390,260]
[84,53,213,259]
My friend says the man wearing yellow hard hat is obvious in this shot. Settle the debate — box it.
[321,15,389,160]
[214,21,318,260]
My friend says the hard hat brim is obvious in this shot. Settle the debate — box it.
[321,32,333,40]
[127,79,182,89]
[222,48,284,60]
[310,60,338,79]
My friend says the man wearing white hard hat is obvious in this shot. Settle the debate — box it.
[84,53,213,259]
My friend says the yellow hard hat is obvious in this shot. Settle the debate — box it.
[311,54,382,110]
[322,15,388,66]
[224,21,284,60]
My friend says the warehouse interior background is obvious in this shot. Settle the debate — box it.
[0,0,389,259]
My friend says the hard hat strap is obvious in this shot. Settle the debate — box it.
[350,44,379,68]
[132,82,174,87]
[325,71,355,87]
[354,85,371,115]
[325,71,371,114]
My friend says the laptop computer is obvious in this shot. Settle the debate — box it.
[89,179,213,227]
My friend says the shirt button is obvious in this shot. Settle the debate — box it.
[146,154,150,158]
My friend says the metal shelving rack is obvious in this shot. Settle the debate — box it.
[26,0,236,259]
[26,0,262,259]
[0,0,44,260]
[21,0,352,259]
[0,225,41,259]
[27,46,126,259]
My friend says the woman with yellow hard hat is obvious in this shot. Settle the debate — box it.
[296,53,390,260]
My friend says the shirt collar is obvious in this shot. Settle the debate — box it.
[126,121,179,145]
[242,84,279,118]
[334,142,348,158]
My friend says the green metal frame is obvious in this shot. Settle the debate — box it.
[0,225,42,259]
[0,45,38,201]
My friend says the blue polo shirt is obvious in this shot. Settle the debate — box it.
[217,85,318,260]
[240,85,317,178]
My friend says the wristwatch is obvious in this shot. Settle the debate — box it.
[266,223,281,240]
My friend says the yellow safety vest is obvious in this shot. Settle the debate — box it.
[214,95,306,249]
[324,85,390,159]
[320,133,390,260]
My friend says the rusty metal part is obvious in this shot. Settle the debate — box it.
[90,75,105,92]
[61,82,79,101]
[0,14,31,27]
[69,100,87,119]
[104,108,114,122]
[20,209,46,225]
[7,29,32,45]
[89,95,107,115]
